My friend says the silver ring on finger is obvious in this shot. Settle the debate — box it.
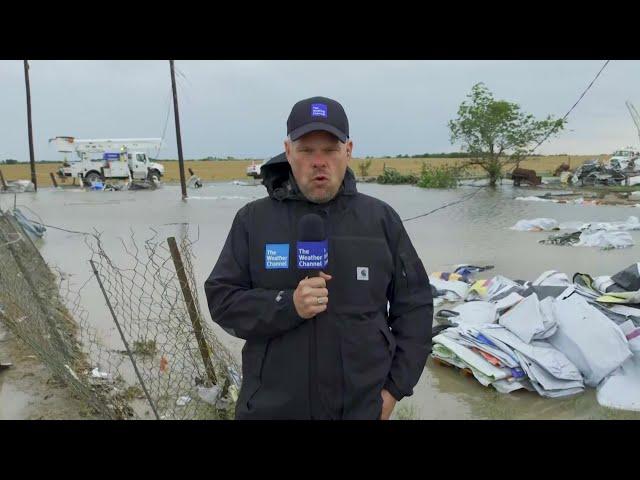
[317,296,324,305]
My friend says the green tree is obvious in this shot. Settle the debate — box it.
[449,83,566,187]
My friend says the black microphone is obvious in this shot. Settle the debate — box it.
[296,213,328,278]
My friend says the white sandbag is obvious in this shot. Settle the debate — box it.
[597,356,640,412]
[587,216,640,232]
[492,378,528,393]
[450,301,498,328]
[430,277,470,301]
[596,322,640,412]
[480,325,582,383]
[499,294,547,343]
[532,270,571,287]
[514,349,584,397]
[576,230,634,250]
[494,292,524,314]
[537,297,559,339]
[549,291,632,387]
[511,218,559,231]
[432,333,509,382]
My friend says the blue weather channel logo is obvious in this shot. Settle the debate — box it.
[296,240,328,269]
[265,244,289,270]
[311,103,328,118]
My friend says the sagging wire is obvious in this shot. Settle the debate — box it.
[157,89,173,159]
[18,215,97,237]
[402,185,487,222]
[402,60,612,223]
[527,60,611,157]
[174,65,193,106]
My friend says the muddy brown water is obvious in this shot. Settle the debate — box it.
[3,181,640,419]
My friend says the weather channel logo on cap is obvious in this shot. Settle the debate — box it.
[311,103,328,118]
[265,243,289,270]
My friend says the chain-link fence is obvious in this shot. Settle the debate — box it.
[0,209,134,418]
[85,226,240,419]
[0,208,240,419]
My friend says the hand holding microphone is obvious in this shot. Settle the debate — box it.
[293,271,332,319]
[293,213,331,319]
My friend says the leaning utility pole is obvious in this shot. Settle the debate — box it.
[169,60,187,200]
[24,60,37,192]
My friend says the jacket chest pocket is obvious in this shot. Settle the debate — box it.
[328,236,393,311]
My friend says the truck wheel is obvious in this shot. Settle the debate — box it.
[84,171,103,186]
[148,170,161,183]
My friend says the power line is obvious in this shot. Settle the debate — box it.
[402,185,485,222]
[529,60,611,155]
[402,60,612,223]
[156,89,173,158]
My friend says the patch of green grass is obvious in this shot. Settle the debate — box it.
[122,385,145,401]
[417,163,460,189]
[394,402,420,420]
[132,339,157,356]
[376,166,419,185]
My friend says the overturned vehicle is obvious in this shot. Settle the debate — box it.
[571,159,627,187]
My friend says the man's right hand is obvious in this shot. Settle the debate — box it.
[293,271,332,319]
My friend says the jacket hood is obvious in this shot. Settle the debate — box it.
[261,152,357,202]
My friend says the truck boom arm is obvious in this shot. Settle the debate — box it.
[49,137,162,154]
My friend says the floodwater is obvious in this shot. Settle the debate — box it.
[4,180,640,420]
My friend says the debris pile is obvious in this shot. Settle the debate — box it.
[430,263,640,412]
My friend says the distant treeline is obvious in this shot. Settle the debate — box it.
[156,157,262,162]
[0,153,588,164]
[366,152,549,159]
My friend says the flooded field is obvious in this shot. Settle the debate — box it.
[2,180,640,419]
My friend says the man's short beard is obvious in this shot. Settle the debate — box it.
[300,185,339,204]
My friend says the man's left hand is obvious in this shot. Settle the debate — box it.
[380,389,397,420]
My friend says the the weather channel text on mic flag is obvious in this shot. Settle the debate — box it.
[296,240,328,270]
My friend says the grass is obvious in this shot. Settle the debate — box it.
[417,163,460,189]
[394,402,420,420]
[122,385,145,401]
[0,155,608,187]
[131,339,157,356]
[376,166,419,185]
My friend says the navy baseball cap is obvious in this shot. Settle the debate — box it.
[287,96,349,143]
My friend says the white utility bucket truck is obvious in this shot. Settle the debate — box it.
[50,137,165,186]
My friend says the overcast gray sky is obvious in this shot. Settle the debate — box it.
[2,60,639,161]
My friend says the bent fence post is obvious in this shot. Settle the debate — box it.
[167,236,220,390]
[89,259,160,420]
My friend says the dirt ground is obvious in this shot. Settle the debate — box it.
[0,320,95,420]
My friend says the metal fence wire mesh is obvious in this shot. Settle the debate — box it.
[0,209,240,419]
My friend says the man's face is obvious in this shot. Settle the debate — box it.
[285,131,353,204]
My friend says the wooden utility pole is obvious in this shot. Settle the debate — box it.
[0,168,7,190]
[24,60,37,192]
[169,60,187,200]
